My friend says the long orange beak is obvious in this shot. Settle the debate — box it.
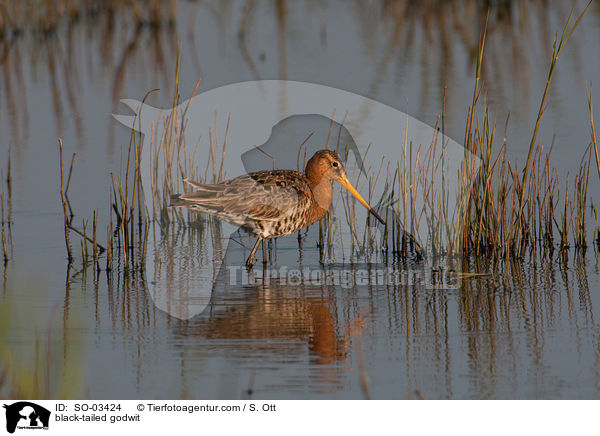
[337,175,385,225]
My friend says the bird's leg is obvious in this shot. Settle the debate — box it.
[261,239,267,266]
[246,238,262,269]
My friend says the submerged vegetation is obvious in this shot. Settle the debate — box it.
[0,0,177,36]
[1,149,11,264]
[1,0,600,400]
[0,278,85,399]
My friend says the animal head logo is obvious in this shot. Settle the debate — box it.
[114,80,478,320]
[3,402,50,434]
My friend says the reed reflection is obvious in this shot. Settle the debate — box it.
[0,0,590,152]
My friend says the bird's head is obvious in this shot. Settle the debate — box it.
[305,149,385,224]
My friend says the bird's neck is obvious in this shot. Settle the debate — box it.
[306,178,332,225]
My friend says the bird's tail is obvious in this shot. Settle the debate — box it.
[169,178,226,208]
[169,194,188,207]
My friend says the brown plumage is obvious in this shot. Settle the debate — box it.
[170,150,384,268]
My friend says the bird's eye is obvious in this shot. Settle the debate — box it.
[332,162,339,168]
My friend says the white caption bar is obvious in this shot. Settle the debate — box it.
[0,400,597,435]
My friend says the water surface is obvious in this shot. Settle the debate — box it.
[1,0,600,399]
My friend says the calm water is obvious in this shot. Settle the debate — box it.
[2,0,600,399]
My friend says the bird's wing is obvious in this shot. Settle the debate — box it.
[172,170,311,223]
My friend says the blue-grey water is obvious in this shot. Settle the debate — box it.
[2,0,600,399]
